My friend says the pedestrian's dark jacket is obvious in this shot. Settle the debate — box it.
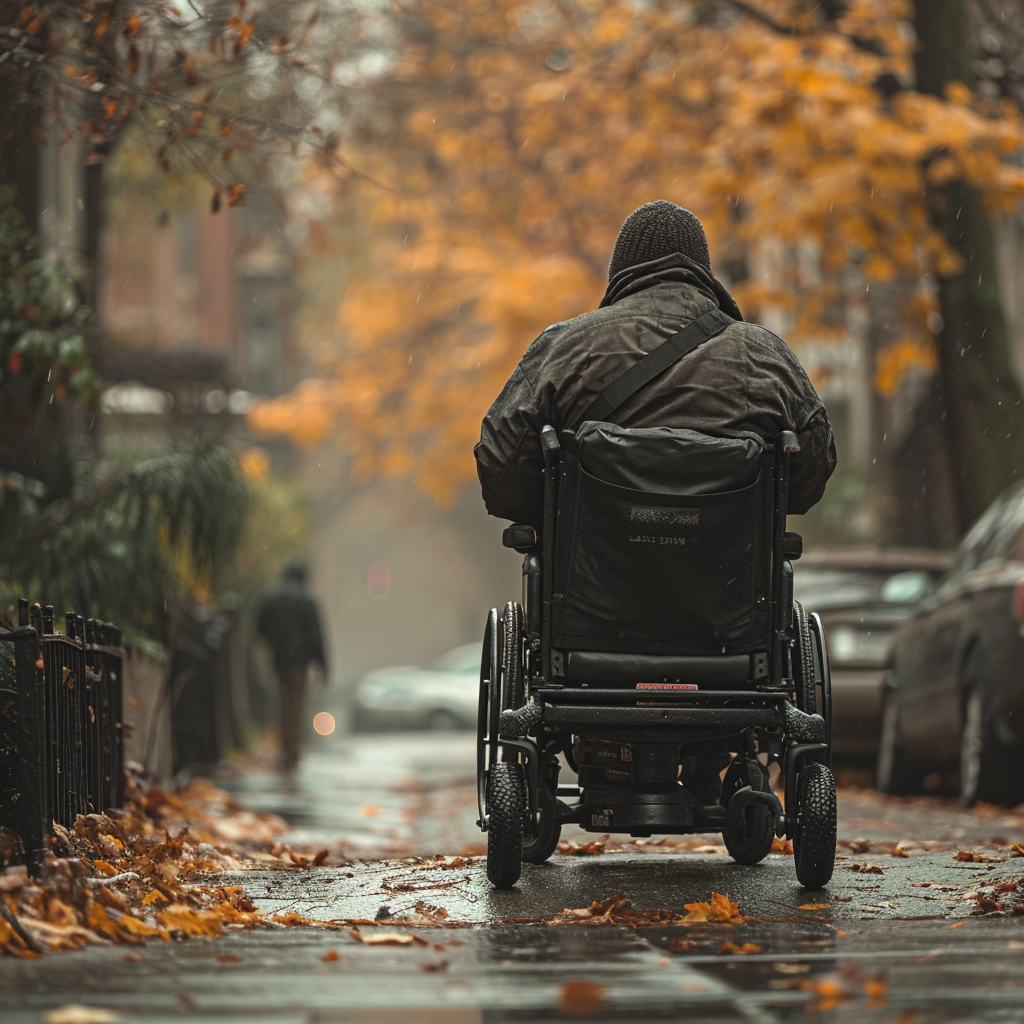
[474,253,837,527]
[255,579,326,673]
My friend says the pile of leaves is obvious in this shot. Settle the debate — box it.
[0,773,333,957]
[546,891,743,928]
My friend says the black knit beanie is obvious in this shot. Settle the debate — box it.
[608,200,711,282]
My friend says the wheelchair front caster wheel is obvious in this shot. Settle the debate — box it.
[723,801,775,865]
[793,761,837,889]
[486,762,525,888]
[522,784,561,865]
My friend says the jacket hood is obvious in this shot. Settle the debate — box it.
[599,252,743,321]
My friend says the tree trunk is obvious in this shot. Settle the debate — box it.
[913,0,1024,534]
[0,15,42,235]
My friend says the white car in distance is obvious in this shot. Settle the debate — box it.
[352,643,481,731]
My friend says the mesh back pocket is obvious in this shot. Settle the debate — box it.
[551,458,767,654]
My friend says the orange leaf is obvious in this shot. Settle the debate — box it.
[322,950,341,962]
[668,938,695,952]
[155,906,224,938]
[227,184,246,207]
[125,13,141,38]
[558,980,606,1018]
[719,940,761,955]
[683,892,742,923]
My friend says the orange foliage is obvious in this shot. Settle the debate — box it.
[249,0,1024,500]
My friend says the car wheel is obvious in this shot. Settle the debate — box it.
[959,687,1009,807]
[876,686,919,796]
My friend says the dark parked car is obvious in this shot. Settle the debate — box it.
[877,482,1024,806]
[794,548,951,762]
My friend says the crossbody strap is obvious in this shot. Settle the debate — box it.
[578,306,734,424]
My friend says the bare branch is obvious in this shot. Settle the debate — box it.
[720,0,800,35]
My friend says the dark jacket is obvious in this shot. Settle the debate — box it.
[474,253,837,527]
[255,579,326,673]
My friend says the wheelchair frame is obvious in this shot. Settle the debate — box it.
[476,427,836,890]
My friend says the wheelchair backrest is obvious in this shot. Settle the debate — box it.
[547,422,776,659]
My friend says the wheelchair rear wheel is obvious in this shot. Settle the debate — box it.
[793,761,837,889]
[502,601,525,711]
[476,608,502,827]
[793,600,817,716]
[486,761,525,889]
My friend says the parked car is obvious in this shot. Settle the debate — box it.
[877,482,1024,806]
[352,642,480,731]
[794,547,951,762]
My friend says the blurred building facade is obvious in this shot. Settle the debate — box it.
[100,197,299,410]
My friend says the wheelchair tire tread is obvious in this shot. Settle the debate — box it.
[502,601,525,711]
[486,762,524,889]
[793,601,817,716]
[793,761,837,889]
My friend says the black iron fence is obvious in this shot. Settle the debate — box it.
[0,599,124,866]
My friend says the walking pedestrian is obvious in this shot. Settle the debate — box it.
[254,557,327,771]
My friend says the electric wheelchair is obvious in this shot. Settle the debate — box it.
[475,420,836,891]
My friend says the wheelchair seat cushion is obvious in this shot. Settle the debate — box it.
[575,422,766,495]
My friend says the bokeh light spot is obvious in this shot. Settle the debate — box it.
[312,711,336,736]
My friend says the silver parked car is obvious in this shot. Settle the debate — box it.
[351,643,480,731]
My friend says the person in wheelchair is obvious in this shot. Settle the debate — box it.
[474,200,836,821]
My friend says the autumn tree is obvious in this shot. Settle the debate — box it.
[904,0,1024,535]
[250,0,1024,541]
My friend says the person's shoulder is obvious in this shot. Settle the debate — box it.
[731,320,819,391]
[525,304,636,354]
[729,320,801,360]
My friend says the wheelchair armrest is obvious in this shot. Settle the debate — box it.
[502,523,538,554]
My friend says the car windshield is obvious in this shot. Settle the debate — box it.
[795,568,918,611]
